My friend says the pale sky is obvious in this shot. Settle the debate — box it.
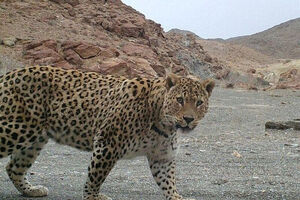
[122,0,300,39]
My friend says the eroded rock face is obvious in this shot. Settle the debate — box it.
[0,0,261,87]
[86,58,130,76]
[276,69,300,89]
[0,0,171,78]
[63,49,83,67]
[24,40,63,65]
[119,23,145,38]
[74,43,101,59]
[22,38,160,78]
[260,66,300,90]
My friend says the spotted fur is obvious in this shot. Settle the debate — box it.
[0,66,214,200]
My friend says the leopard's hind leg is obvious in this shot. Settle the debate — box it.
[6,135,49,197]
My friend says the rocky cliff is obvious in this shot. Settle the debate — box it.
[0,0,230,82]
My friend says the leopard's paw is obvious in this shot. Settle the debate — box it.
[22,185,49,197]
[98,194,112,200]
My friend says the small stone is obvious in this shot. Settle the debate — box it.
[232,150,242,158]
[247,68,256,74]
[225,83,234,88]
[284,143,299,148]
[68,8,76,17]
[269,94,282,97]
[265,132,270,136]
[265,121,290,130]
[3,37,17,47]
[265,120,300,130]
[212,179,228,185]
[268,181,276,185]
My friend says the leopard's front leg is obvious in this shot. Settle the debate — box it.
[147,157,195,200]
[83,135,118,200]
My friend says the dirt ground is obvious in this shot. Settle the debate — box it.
[0,88,299,200]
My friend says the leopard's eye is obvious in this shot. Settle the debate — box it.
[196,100,203,107]
[176,97,184,105]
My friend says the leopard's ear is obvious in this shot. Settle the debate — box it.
[202,79,215,97]
[165,73,179,90]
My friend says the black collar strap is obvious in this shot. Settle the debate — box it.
[151,124,169,138]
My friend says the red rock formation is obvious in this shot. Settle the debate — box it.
[0,0,236,82]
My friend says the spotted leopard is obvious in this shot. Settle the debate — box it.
[0,65,214,200]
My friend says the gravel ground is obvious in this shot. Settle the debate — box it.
[0,88,299,200]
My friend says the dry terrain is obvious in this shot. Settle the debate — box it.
[257,59,300,89]
[198,39,276,72]
[168,17,300,90]
[227,18,300,59]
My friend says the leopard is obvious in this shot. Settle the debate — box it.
[0,65,215,200]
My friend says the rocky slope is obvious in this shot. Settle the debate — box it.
[167,27,300,90]
[204,38,300,89]
[166,30,271,89]
[168,28,277,72]
[0,0,233,84]
[227,18,300,59]
[0,0,168,78]
[256,59,300,89]
[198,39,276,72]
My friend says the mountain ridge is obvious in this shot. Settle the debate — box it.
[226,17,300,59]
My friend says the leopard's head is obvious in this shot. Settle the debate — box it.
[161,74,215,133]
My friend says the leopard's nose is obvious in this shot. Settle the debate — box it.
[183,117,194,124]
